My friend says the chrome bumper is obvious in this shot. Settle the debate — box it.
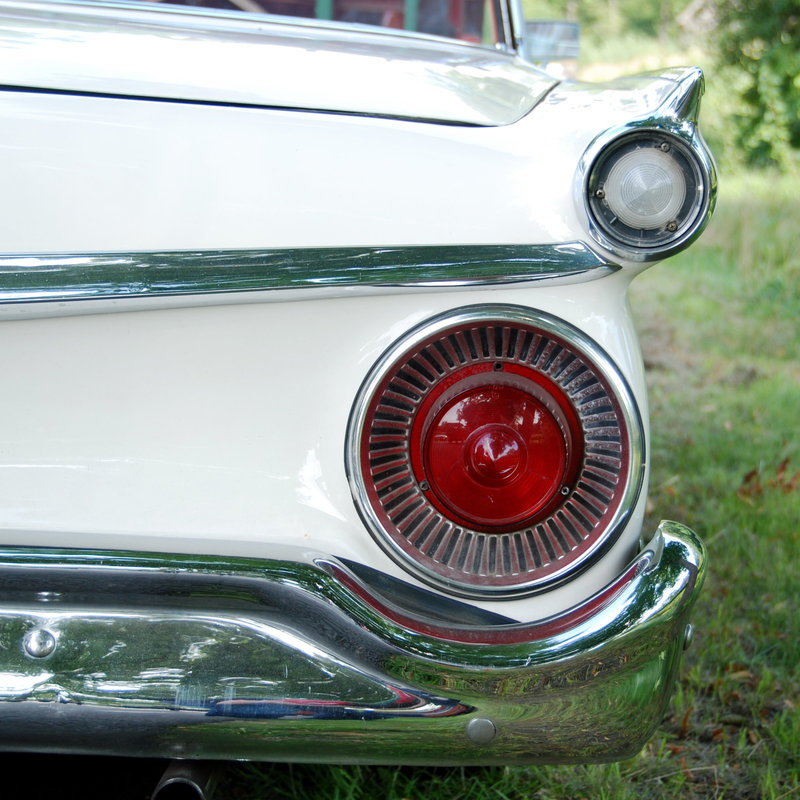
[0,521,705,765]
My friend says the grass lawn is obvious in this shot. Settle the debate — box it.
[221,174,800,799]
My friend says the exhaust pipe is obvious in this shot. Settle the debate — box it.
[152,760,222,800]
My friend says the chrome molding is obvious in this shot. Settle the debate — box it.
[0,244,613,306]
[0,521,704,764]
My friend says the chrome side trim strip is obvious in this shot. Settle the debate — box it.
[0,244,613,305]
[0,521,705,764]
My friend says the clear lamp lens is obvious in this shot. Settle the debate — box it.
[586,131,709,255]
[604,148,686,229]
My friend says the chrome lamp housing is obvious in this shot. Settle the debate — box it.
[578,70,717,263]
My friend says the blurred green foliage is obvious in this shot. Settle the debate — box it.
[522,0,686,40]
[521,0,800,167]
[715,0,800,167]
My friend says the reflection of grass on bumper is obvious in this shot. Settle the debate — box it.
[226,172,800,798]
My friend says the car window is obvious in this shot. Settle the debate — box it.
[126,0,507,47]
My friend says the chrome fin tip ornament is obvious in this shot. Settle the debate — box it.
[577,67,717,265]
[656,66,705,126]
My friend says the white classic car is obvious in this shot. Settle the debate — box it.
[0,0,714,783]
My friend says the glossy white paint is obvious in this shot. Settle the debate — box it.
[0,1,703,257]
[0,0,690,620]
[0,80,692,257]
[0,270,648,621]
[0,95,555,253]
[0,0,553,125]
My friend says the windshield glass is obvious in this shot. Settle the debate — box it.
[133,0,508,47]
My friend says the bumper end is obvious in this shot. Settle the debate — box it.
[0,520,705,764]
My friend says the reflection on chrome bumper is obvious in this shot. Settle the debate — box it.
[0,521,705,764]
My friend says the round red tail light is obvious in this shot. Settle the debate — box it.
[346,306,643,598]
[414,370,581,531]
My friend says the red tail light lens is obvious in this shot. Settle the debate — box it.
[347,306,643,598]
[414,370,582,531]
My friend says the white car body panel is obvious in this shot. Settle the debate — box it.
[0,1,711,619]
[0,0,554,125]
[0,77,690,256]
[0,0,714,766]
[0,272,647,620]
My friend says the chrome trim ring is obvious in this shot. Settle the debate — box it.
[346,304,645,599]
[581,127,716,261]
[574,68,717,264]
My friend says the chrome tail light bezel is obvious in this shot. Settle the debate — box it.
[346,305,645,599]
